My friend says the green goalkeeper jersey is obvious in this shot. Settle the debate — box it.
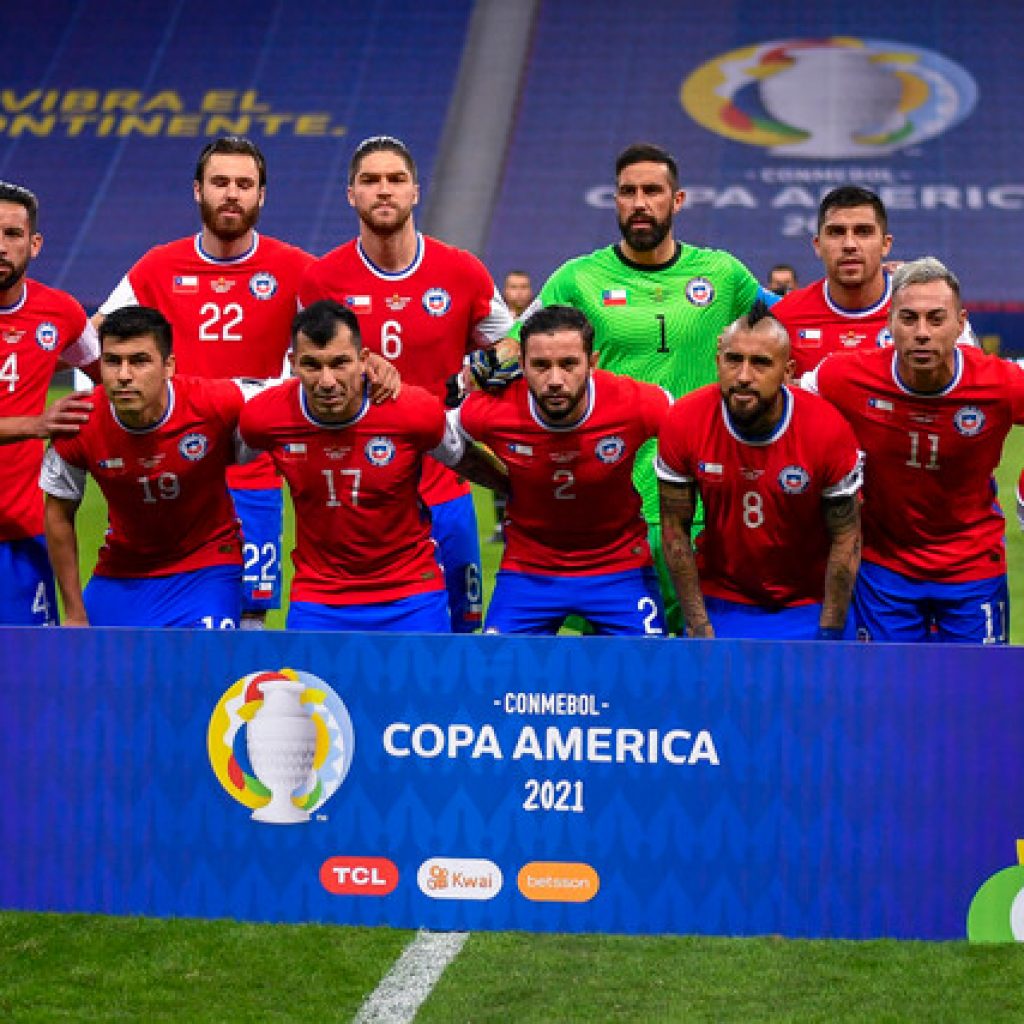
[524,242,760,522]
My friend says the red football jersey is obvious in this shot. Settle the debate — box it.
[0,279,96,540]
[49,376,244,577]
[457,370,669,574]
[238,379,447,605]
[772,276,893,377]
[1017,468,1024,532]
[298,233,513,506]
[99,232,313,490]
[810,347,1024,582]
[657,384,863,607]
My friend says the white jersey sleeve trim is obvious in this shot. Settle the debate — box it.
[430,409,468,467]
[39,446,87,501]
[97,275,139,315]
[471,288,516,347]
[799,367,821,394]
[822,450,865,500]
[654,452,693,485]
[62,319,101,368]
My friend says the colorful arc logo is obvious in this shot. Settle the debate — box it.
[207,667,354,824]
[681,37,977,158]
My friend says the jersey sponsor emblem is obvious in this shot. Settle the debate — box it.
[324,445,352,460]
[876,327,893,347]
[249,272,278,300]
[602,288,628,306]
[549,450,579,464]
[839,330,864,348]
[740,467,764,480]
[953,405,986,436]
[35,322,59,351]
[365,435,396,465]
[345,295,372,313]
[778,464,811,494]
[173,275,198,293]
[179,432,209,461]
[595,435,626,464]
[210,277,235,294]
[507,442,533,456]
[138,454,166,469]
[422,287,452,316]
[3,328,24,345]
[685,277,715,307]
[385,294,411,311]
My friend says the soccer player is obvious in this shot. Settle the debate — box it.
[502,269,534,318]
[92,137,314,628]
[0,181,100,625]
[40,307,256,629]
[518,142,774,629]
[239,300,506,633]
[804,257,1024,644]
[767,263,798,296]
[657,303,863,640]
[773,186,975,377]
[298,135,516,633]
[489,267,535,542]
[446,305,670,636]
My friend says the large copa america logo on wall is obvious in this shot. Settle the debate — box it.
[207,668,354,824]
[681,37,978,159]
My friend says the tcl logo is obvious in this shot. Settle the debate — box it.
[320,857,399,896]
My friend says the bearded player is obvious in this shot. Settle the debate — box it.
[298,135,516,632]
[0,181,99,625]
[657,303,862,640]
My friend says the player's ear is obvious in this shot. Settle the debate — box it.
[673,189,686,214]
[164,353,176,379]
[258,186,266,209]
[413,183,420,207]
[346,186,356,209]
[881,233,894,258]
[783,357,796,383]
[193,180,202,205]
[287,349,298,374]
[29,232,42,259]
[588,351,599,371]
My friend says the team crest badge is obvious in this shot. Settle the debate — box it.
[953,405,985,436]
[365,435,396,466]
[876,327,893,347]
[778,464,811,494]
[249,272,278,300]
[422,287,452,316]
[35,322,59,351]
[685,277,715,307]
[179,433,210,461]
[595,435,626,464]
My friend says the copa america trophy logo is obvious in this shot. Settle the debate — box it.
[208,668,354,824]
[682,37,978,159]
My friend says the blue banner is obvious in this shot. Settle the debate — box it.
[1,627,1021,939]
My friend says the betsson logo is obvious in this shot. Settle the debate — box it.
[320,856,399,896]
[518,862,600,903]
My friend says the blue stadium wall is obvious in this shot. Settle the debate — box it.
[6,1,1024,353]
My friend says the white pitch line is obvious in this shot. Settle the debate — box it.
[354,929,469,1024]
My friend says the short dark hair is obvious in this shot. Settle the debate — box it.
[348,135,418,186]
[195,136,267,188]
[100,306,173,359]
[615,142,679,191]
[0,181,39,232]
[817,185,888,234]
[520,305,595,358]
[292,300,362,350]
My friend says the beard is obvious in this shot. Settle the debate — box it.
[200,198,261,243]
[358,203,413,238]
[618,212,672,253]
[0,256,28,293]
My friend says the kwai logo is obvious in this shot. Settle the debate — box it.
[208,667,354,824]
[682,38,977,158]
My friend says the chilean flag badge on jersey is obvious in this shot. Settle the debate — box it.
[345,295,372,313]
[602,289,627,306]
[173,275,198,293]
